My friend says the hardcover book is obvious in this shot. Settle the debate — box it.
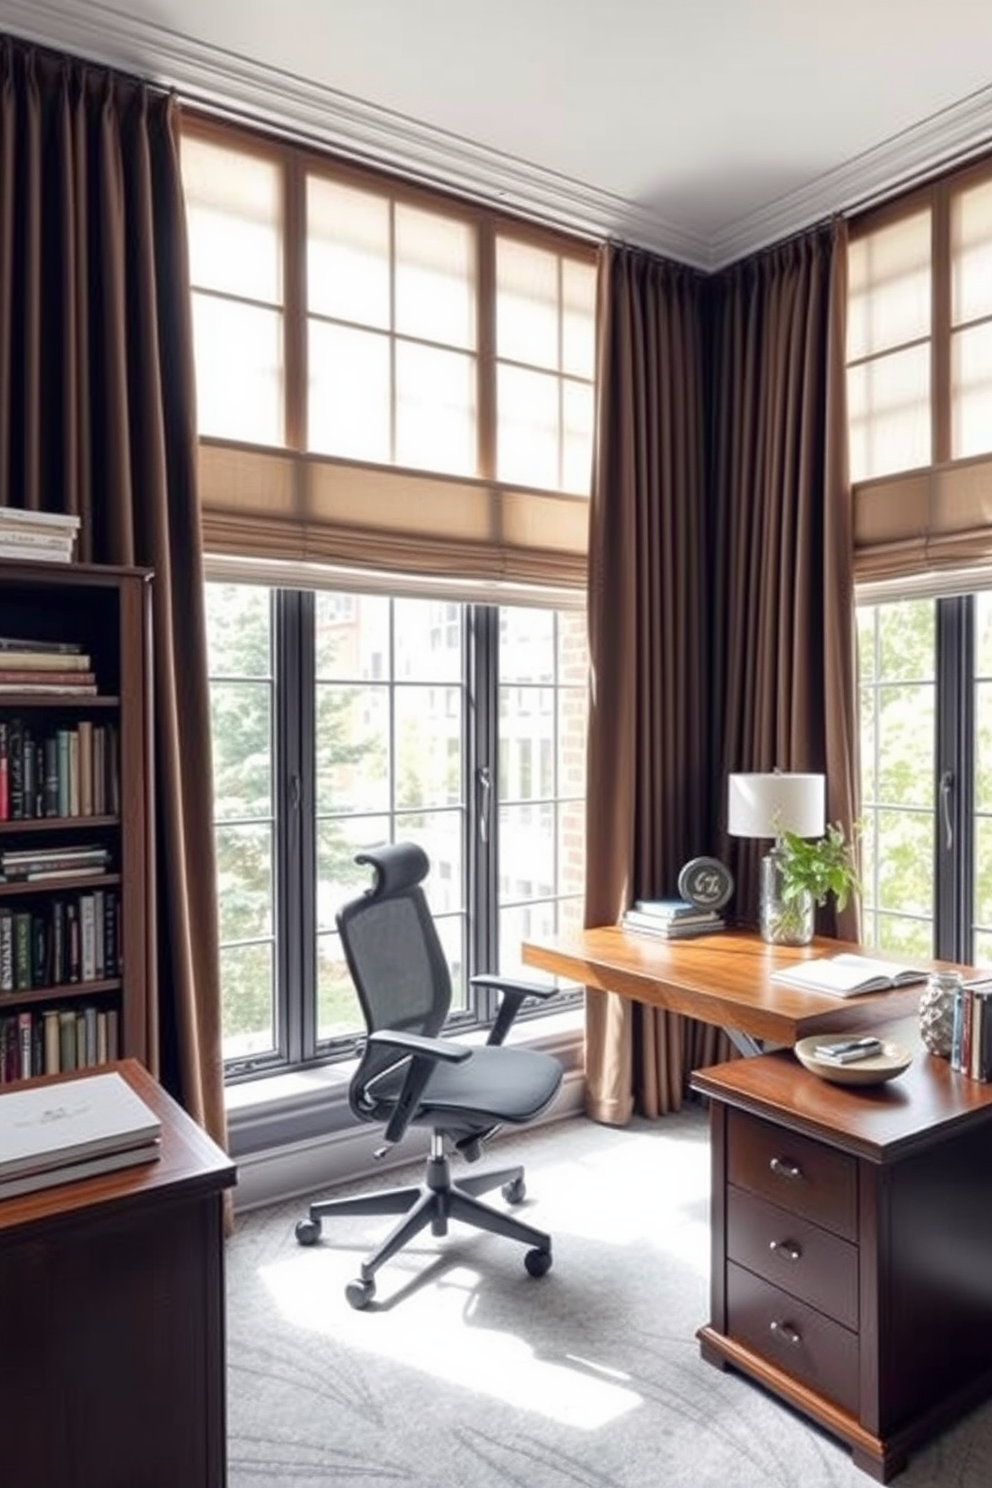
[0,1070,161,1186]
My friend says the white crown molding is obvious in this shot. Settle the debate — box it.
[5,0,992,270]
[708,83,992,269]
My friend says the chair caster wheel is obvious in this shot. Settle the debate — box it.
[502,1176,526,1204]
[524,1247,552,1278]
[346,1277,376,1309]
[295,1217,321,1246]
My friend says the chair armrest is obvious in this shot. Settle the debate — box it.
[368,1029,472,1062]
[470,973,557,1046]
[367,1030,471,1146]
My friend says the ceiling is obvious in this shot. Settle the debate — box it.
[5,0,992,267]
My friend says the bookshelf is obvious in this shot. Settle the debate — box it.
[0,560,154,1082]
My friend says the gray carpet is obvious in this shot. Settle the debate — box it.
[226,1107,992,1487]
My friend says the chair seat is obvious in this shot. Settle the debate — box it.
[376,1044,561,1129]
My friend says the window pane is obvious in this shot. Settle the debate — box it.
[308,321,390,460]
[182,137,282,303]
[315,682,390,814]
[395,341,476,475]
[952,178,992,326]
[847,211,931,360]
[952,322,992,458]
[857,599,935,959]
[562,379,594,494]
[847,344,930,481]
[500,608,554,683]
[497,365,559,488]
[394,599,462,680]
[395,205,476,349]
[216,823,273,941]
[316,592,389,680]
[307,177,390,329]
[975,594,992,946]
[210,682,272,820]
[220,941,275,1061]
[395,685,463,809]
[497,238,559,369]
[206,584,271,677]
[316,930,361,1040]
[192,294,283,444]
[562,259,596,379]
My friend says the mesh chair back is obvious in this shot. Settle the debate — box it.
[337,845,453,1110]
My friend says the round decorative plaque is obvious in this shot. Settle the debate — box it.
[677,856,735,912]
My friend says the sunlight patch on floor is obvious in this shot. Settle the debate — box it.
[259,1254,644,1430]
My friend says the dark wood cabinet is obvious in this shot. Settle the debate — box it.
[0,560,154,1080]
[0,1060,236,1488]
[693,1034,992,1481]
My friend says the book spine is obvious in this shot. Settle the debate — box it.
[0,908,13,992]
[13,911,32,990]
[0,718,8,820]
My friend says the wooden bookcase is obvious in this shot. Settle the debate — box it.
[0,560,154,1081]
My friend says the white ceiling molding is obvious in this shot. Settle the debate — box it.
[4,0,992,270]
[711,81,992,267]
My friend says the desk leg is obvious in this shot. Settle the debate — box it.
[725,1028,764,1057]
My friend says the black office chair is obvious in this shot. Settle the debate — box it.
[294,842,564,1309]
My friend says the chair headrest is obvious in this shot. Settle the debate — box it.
[355,842,430,900]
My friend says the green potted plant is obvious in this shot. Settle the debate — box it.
[763,821,862,945]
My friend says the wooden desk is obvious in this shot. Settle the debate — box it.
[0,1059,237,1488]
[521,927,951,1052]
[692,1038,992,1481]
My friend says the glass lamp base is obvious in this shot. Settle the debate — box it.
[759,849,814,946]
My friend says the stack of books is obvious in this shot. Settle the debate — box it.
[621,897,725,939]
[0,507,79,563]
[0,636,95,698]
[0,1070,161,1200]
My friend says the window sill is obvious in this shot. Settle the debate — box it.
[225,1004,585,1160]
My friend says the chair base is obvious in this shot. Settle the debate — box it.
[295,1133,553,1305]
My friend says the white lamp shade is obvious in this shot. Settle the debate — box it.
[727,772,825,841]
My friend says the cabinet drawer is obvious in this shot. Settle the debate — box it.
[727,1261,859,1415]
[727,1185,859,1330]
[727,1109,857,1241]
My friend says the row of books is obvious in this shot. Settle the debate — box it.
[621,897,725,940]
[0,507,80,565]
[0,889,120,992]
[0,719,119,821]
[950,982,992,1081]
[0,1004,121,1085]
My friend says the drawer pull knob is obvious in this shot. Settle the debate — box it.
[769,1320,802,1346]
[769,1239,802,1262]
[769,1157,802,1180]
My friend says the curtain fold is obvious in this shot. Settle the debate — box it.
[711,220,859,939]
[0,38,227,1154]
[585,243,728,1123]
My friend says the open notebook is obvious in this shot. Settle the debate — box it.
[769,952,930,998]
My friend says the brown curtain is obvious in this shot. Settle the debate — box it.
[710,220,859,938]
[585,243,730,1125]
[0,39,227,1152]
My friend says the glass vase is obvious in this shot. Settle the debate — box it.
[759,852,814,945]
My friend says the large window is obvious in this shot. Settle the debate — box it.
[181,118,595,1081]
[208,585,586,1074]
[849,153,992,967]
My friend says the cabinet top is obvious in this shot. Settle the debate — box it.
[692,1016,992,1163]
[0,559,153,584]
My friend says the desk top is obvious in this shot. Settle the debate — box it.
[521,926,967,1048]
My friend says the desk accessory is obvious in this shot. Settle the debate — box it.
[793,1034,913,1085]
[726,771,825,944]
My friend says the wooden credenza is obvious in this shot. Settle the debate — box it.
[692,1027,992,1482]
[0,1060,237,1488]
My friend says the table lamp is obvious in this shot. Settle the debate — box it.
[727,771,825,943]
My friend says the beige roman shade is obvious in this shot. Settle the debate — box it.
[854,454,992,582]
[198,439,588,590]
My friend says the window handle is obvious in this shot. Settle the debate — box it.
[477,765,492,844]
[290,773,302,811]
[939,768,954,852]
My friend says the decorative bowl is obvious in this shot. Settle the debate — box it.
[793,1035,914,1087]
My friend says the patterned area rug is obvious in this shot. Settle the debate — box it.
[226,1108,992,1487]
